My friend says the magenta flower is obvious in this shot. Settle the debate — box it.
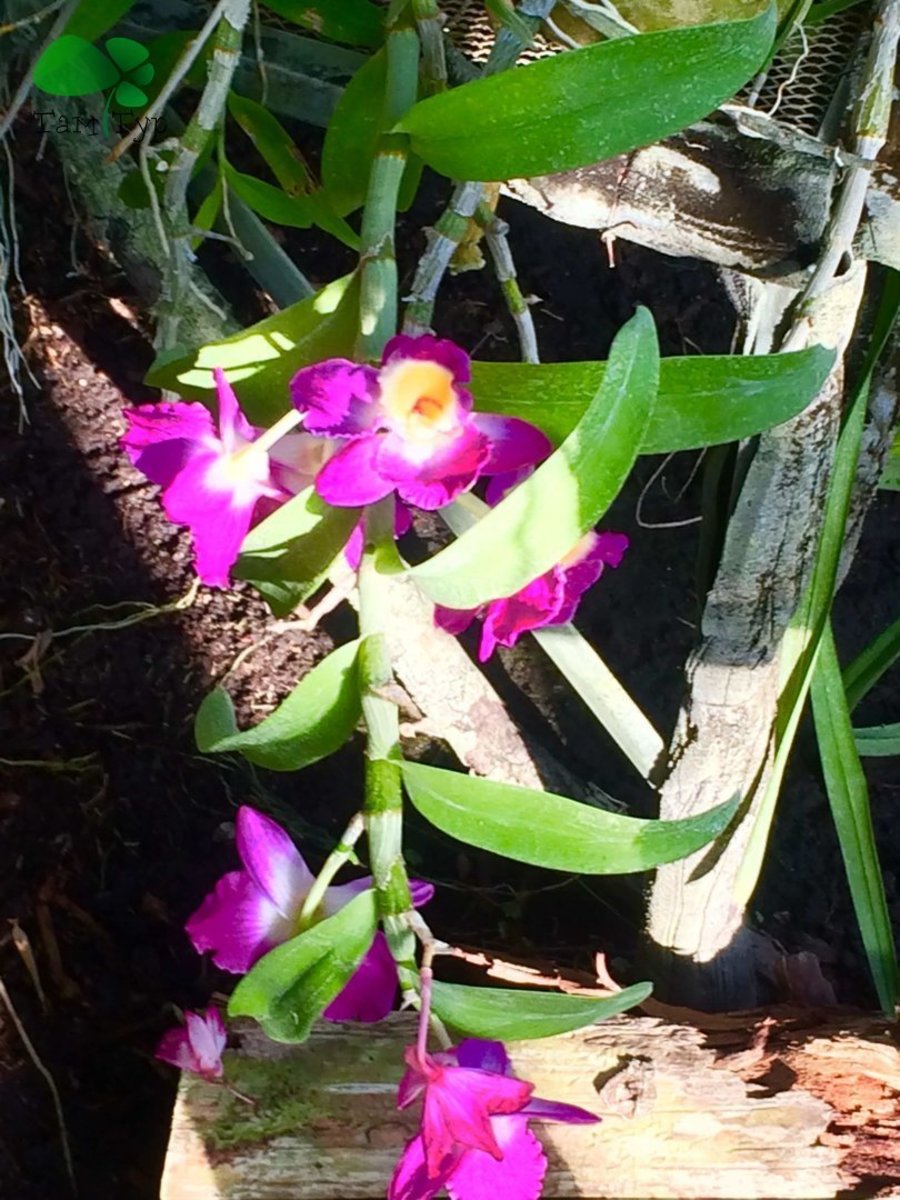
[185,807,434,1023]
[390,1039,598,1200]
[155,1007,226,1080]
[435,530,629,661]
[289,335,551,510]
[122,369,325,587]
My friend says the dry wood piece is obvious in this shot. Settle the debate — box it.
[161,1009,900,1199]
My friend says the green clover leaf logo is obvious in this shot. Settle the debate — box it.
[34,35,155,136]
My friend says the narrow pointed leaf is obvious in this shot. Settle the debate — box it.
[812,625,897,1013]
[410,308,658,609]
[223,165,360,249]
[194,640,361,771]
[34,36,119,95]
[470,345,835,451]
[144,273,360,425]
[227,93,314,195]
[843,616,900,711]
[261,0,384,47]
[853,724,900,758]
[402,761,738,873]
[394,6,776,180]
[432,980,652,1041]
[228,890,378,1042]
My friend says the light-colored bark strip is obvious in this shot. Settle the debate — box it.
[160,1010,900,1199]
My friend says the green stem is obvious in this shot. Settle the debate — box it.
[356,25,419,361]
[358,498,417,997]
[297,812,365,929]
[411,0,447,95]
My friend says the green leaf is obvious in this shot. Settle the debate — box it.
[879,436,900,490]
[229,890,378,1042]
[853,723,900,758]
[432,980,652,1041]
[394,6,776,180]
[62,0,138,42]
[191,176,224,250]
[321,49,421,216]
[144,273,360,425]
[261,0,384,46]
[469,345,835,452]
[321,50,386,215]
[105,35,150,73]
[228,93,313,195]
[223,164,361,249]
[843,617,900,711]
[194,640,362,771]
[34,35,119,95]
[402,761,738,873]
[233,487,361,617]
[812,625,898,1013]
[410,308,658,609]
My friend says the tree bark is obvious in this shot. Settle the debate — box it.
[161,1008,900,1199]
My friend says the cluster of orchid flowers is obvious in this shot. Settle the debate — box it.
[154,807,598,1200]
[122,335,628,659]
[136,335,616,1197]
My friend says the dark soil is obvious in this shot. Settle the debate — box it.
[1,124,898,1200]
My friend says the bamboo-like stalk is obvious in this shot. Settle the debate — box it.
[412,0,447,95]
[358,499,418,1002]
[356,24,419,361]
[475,199,539,363]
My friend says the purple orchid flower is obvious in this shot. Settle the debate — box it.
[435,530,629,662]
[122,369,326,587]
[289,334,551,511]
[155,1007,226,1080]
[185,807,434,1023]
[390,1038,598,1200]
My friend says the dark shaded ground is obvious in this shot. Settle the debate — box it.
[0,126,897,1200]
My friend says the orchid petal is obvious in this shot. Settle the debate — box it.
[214,367,255,452]
[555,531,628,625]
[478,572,564,661]
[420,1064,533,1176]
[389,1134,453,1200]
[377,424,490,510]
[472,414,551,477]
[315,436,394,507]
[162,453,268,587]
[155,1008,226,1079]
[184,869,295,973]
[434,605,478,637]
[323,931,396,1023]
[383,334,471,391]
[236,807,313,918]
[446,1116,547,1200]
[122,401,216,488]
[409,879,435,908]
[184,1008,227,1076]
[454,1040,511,1076]
[521,1096,599,1124]
[290,359,380,436]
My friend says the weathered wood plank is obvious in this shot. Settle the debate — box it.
[161,1010,900,1199]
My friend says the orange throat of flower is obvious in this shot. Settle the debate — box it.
[379,358,460,444]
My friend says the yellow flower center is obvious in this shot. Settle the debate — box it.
[379,358,459,443]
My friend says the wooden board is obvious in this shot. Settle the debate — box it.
[160,1010,900,1199]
